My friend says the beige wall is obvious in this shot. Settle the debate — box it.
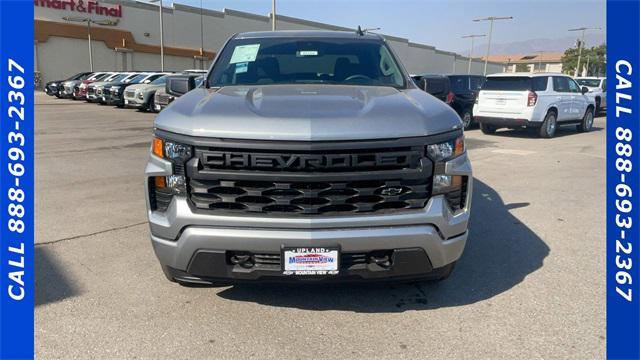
[34,0,503,84]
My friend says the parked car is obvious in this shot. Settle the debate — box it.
[104,73,165,107]
[412,74,453,104]
[182,69,208,74]
[446,75,486,129]
[575,77,606,114]
[61,72,105,99]
[153,75,203,112]
[123,75,169,111]
[87,72,133,102]
[473,73,596,138]
[44,72,92,97]
[145,30,471,285]
[74,72,116,100]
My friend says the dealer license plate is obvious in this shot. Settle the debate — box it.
[282,247,339,275]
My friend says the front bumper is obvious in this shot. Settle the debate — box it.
[124,97,145,108]
[145,150,473,283]
[105,93,124,105]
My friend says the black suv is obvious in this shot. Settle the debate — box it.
[412,74,452,104]
[446,75,485,129]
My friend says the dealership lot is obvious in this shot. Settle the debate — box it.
[35,92,605,358]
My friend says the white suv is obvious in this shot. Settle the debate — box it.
[473,73,595,138]
[576,77,606,114]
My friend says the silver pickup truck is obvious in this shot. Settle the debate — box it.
[145,30,473,284]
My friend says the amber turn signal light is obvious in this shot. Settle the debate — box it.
[152,137,164,158]
[154,176,166,189]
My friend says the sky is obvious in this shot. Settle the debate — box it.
[171,0,606,54]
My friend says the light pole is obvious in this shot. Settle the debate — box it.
[585,55,590,76]
[200,0,205,69]
[473,16,513,76]
[535,50,545,72]
[462,34,485,74]
[569,27,601,77]
[272,0,276,31]
[149,0,165,71]
[62,16,118,72]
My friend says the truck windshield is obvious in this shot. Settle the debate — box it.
[576,79,602,87]
[208,37,406,88]
[150,76,166,85]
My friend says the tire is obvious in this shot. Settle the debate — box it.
[539,110,557,138]
[461,109,473,130]
[147,96,155,112]
[480,122,497,135]
[577,107,594,133]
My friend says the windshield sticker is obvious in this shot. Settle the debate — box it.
[235,62,248,74]
[230,44,260,64]
[297,50,318,57]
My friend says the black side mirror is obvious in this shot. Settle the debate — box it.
[581,86,589,94]
[166,75,196,97]
[419,78,428,91]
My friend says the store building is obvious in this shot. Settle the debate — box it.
[482,53,564,73]
[34,0,503,85]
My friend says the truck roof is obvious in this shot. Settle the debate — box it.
[487,72,566,78]
[234,30,383,40]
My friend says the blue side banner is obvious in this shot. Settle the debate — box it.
[0,0,35,359]
[607,0,640,359]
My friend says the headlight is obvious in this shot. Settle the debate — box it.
[151,137,193,197]
[427,134,468,211]
[111,87,120,94]
[426,135,465,162]
[137,91,144,100]
[153,137,192,162]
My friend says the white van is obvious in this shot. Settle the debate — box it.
[473,73,595,138]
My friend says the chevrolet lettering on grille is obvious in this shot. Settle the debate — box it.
[200,151,419,171]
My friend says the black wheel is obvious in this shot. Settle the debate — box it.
[480,122,497,135]
[539,110,557,138]
[577,107,594,133]
[461,109,473,130]
[147,95,155,112]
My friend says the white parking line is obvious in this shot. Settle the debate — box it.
[491,149,537,156]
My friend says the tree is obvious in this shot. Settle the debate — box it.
[515,63,530,72]
[561,43,606,76]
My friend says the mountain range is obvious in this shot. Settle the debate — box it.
[460,33,606,56]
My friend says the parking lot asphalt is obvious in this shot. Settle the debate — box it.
[34,92,605,359]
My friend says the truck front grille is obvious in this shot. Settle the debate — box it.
[156,93,171,104]
[183,139,436,216]
[189,178,430,215]
[125,90,136,98]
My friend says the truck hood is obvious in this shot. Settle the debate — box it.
[155,84,462,141]
[127,83,161,92]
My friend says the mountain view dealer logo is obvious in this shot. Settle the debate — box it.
[34,0,123,18]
